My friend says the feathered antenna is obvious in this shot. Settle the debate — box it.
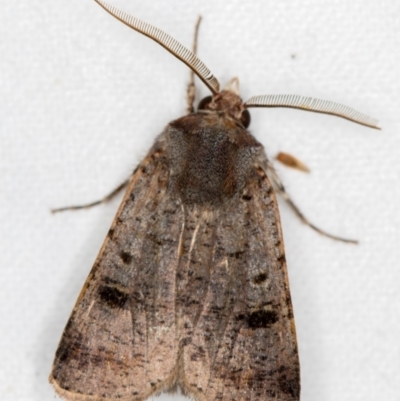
[93,0,379,129]
[245,94,380,129]
[94,0,220,94]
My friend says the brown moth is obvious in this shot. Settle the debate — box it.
[49,1,379,400]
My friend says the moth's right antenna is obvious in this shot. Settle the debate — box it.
[93,0,220,95]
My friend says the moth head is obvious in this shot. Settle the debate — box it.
[197,78,251,128]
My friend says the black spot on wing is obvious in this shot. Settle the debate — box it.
[247,309,279,329]
[98,285,129,309]
[119,251,133,264]
[253,272,268,284]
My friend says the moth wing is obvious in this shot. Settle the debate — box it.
[50,149,184,401]
[179,166,300,401]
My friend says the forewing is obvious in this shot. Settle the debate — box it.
[50,149,184,401]
[178,166,300,401]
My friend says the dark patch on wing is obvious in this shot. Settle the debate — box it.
[54,333,104,370]
[247,309,279,329]
[277,254,286,263]
[54,341,71,364]
[253,272,268,284]
[190,346,206,361]
[98,285,129,309]
[228,250,246,259]
[278,369,301,398]
[119,251,133,265]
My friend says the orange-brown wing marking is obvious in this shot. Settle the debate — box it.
[179,167,300,401]
[50,150,184,401]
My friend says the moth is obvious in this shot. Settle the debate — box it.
[49,1,379,400]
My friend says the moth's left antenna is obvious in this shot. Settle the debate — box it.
[245,94,380,129]
[93,0,220,95]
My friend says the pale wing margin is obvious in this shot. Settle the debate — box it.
[50,150,184,401]
[178,167,300,401]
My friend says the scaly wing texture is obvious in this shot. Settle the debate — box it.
[50,145,298,401]
[50,149,184,401]
[177,166,300,401]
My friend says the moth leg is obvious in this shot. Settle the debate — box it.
[275,151,310,173]
[265,162,358,244]
[186,16,202,114]
[51,178,129,213]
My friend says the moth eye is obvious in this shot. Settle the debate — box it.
[241,109,251,128]
[198,96,213,111]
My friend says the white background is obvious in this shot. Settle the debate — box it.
[1,0,399,400]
